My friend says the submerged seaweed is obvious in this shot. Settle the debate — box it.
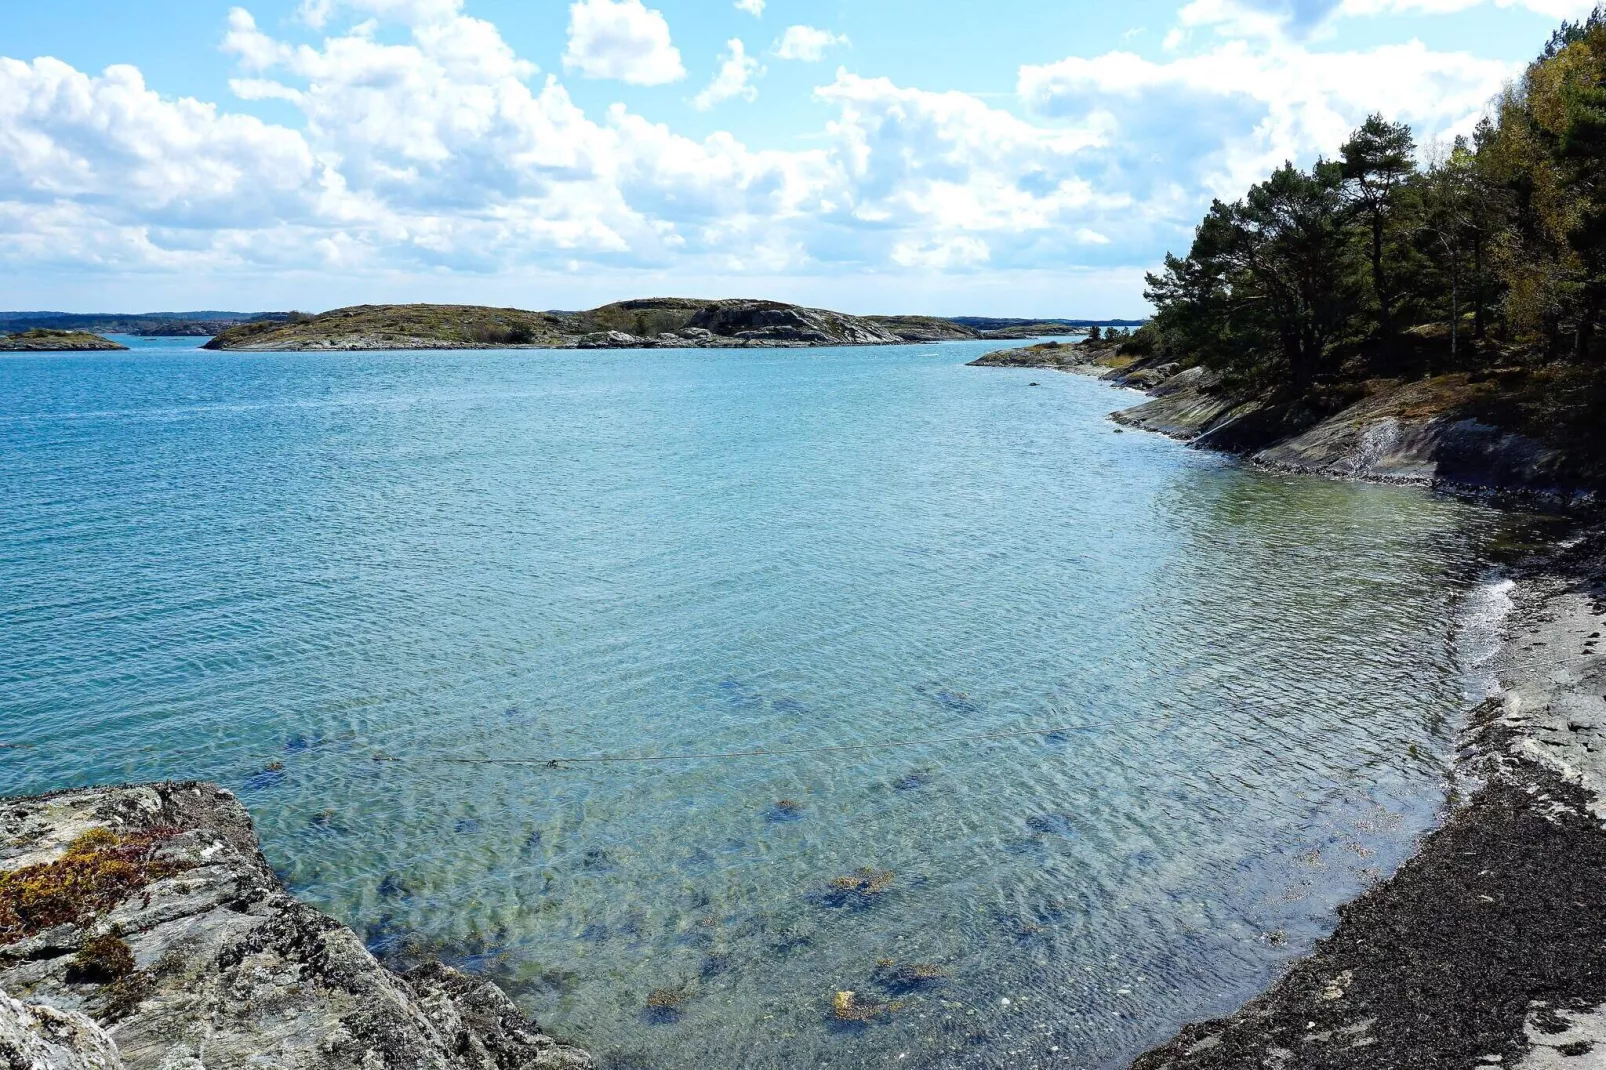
[242,767,286,792]
[766,799,806,823]
[644,986,690,1024]
[830,989,898,1025]
[871,959,948,994]
[1025,812,1079,837]
[892,768,934,792]
[810,868,895,910]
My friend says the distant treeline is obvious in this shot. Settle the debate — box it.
[0,312,288,337]
[951,317,1146,331]
[1134,6,1606,455]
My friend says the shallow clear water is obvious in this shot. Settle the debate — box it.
[1,337,1503,1068]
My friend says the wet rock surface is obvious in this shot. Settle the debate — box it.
[1134,534,1606,1069]
[0,782,592,1070]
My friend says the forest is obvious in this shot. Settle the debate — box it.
[1135,8,1606,463]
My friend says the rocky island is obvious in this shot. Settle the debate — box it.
[0,782,592,1070]
[0,330,127,352]
[202,299,985,352]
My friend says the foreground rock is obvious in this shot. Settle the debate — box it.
[0,782,591,1070]
[203,299,987,351]
[1134,535,1606,1069]
[0,330,127,352]
[0,989,123,1070]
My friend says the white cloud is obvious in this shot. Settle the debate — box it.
[693,39,762,110]
[734,0,765,15]
[298,0,464,30]
[563,0,685,86]
[1169,0,1598,43]
[1020,39,1513,198]
[0,0,1551,305]
[773,26,850,62]
[892,236,991,269]
[1342,0,1596,14]
[0,57,317,229]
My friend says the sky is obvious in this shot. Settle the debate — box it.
[0,0,1594,316]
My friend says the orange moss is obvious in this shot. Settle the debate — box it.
[0,827,186,943]
[70,932,136,982]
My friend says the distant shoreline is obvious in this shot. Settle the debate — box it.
[200,299,1111,352]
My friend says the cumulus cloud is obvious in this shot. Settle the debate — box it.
[1169,0,1597,43]
[693,39,762,110]
[892,236,990,269]
[1020,39,1513,197]
[0,0,1554,301]
[734,0,764,15]
[773,26,850,62]
[297,0,464,29]
[563,0,684,86]
[0,57,317,229]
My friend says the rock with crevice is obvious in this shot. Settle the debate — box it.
[0,990,124,1070]
[0,782,592,1070]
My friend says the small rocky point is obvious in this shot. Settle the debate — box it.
[0,782,591,1070]
[0,330,126,352]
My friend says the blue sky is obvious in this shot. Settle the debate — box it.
[0,0,1589,316]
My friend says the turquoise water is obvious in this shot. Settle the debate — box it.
[1,337,1500,1068]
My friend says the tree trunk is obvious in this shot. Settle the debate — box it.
[1371,214,1391,337]
[1472,232,1486,341]
[1449,274,1458,370]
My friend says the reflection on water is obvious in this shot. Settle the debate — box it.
[0,339,1513,1067]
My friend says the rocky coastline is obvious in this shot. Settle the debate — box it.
[1134,532,1606,1068]
[972,338,1606,1065]
[973,340,1592,504]
[0,782,592,1070]
[0,330,127,352]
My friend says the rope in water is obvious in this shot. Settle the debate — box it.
[367,714,1162,767]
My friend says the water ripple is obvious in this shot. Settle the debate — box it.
[0,341,1515,1069]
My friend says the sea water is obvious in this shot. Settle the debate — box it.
[0,337,1507,1068]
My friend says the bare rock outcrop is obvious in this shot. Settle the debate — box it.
[0,990,123,1070]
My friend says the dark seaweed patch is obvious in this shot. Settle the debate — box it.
[364,913,409,961]
[766,799,805,823]
[809,868,895,911]
[644,987,690,1024]
[716,678,764,710]
[1025,812,1078,837]
[872,959,948,994]
[766,924,814,953]
[892,768,934,791]
[242,767,286,792]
